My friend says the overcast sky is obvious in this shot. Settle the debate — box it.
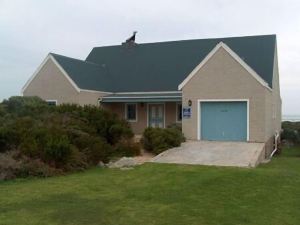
[0,0,299,115]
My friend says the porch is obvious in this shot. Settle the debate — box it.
[100,92,182,134]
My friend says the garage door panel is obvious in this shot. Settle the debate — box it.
[200,101,247,141]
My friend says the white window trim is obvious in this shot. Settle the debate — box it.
[197,99,250,141]
[147,103,166,128]
[176,102,182,123]
[178,42,272,92]
[125,103,138,122]
[46,99,58,106]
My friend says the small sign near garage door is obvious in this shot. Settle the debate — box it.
[183,107,192,119]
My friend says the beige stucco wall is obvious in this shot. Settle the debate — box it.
[262,44,282,156]
[182,47,273,143]
[78,90,106,106]
[23,58,107,106]
[102,102,180,134]
[272,46,282,134]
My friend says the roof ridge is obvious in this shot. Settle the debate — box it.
[91,34,276,49]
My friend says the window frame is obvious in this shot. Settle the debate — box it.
[125,103,138,122]
[176,102,182,123]
[46,100,57,106]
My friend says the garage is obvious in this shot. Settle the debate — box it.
[199,101,248,141]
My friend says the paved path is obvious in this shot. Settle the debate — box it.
[151,141,265,168]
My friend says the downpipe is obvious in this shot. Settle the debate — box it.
[270,132,280,158]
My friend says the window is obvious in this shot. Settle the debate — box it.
[177,103,182,122]
[46,100,57,106]
[125,103,137,122]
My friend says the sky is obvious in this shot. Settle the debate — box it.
[0,0,299,115]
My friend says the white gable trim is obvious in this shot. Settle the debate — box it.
[21,54,81,94]
[178,42,272,92]
[50,55,81,92]
[21,54,52,94]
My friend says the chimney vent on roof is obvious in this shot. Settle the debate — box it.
[122,31,138,47]
[126,31,137,43]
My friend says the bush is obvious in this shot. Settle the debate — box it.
[142,127,185,155]
[281,128,300,143]
[0,97,137,180]
[0,127,16,153]
[114,141,141,157]
[19,137,39,158]
[2,96,50,117]
[0,151,21,180]
[72,135,110,164]
[65,147,88,171]
[17,159,60,178]
[44,135,72,167]
[281,122,300,144]
[85,139,113,164]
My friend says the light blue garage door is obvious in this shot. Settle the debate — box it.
[200,101,247,141]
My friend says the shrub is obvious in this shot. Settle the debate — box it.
[65,146,88,171]
[281,128,300,143]
[44,135,72,167]
[17,159,60,178]
[2,96,49,117]
[81,106,134,144]
[114,141,141,157]
[142,127,185,155]
[281,121,300,144]
[19,137,39,158]
[0,127,16,153]
[0,150,21,180]
[86,139,113,164]
[107,123,134,145]
[0,97,137,180]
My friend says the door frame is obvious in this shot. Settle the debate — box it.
[197,99,249,141]
[147,103,166,128]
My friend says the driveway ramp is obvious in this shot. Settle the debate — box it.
[151,141,265,168]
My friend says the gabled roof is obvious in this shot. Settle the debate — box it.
[34,35,277,93]
[86,34,276,92]
[50,53,114,92]
[178,42,272,91]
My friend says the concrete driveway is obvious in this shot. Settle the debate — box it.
[151,141,266,168]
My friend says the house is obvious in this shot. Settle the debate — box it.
[22,34,281,157]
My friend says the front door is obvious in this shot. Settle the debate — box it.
[148,104,164,128]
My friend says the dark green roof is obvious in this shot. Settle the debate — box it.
[52,35,276,92]
[50,53,113,92]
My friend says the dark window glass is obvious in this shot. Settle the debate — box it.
[177,104,182,121]
[47,101,57,106]
[126,104,136,121]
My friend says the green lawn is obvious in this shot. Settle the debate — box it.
[1,148,300,225]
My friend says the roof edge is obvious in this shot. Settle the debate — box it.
[89,34,276,50]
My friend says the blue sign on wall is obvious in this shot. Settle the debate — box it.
[182,107,192,118]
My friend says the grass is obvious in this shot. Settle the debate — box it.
[1,147,300,225]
